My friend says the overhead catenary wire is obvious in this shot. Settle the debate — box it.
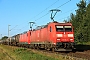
[11,0,73,36]
[57,0,71,8]
[57,8,77,22]
[11,24,29,36]
[26,0,72,30]
[10,25,18,31]
[49,0,71,21]
[58,8,78,22]
[34,12,50,21]
[33,0,72,22]
[59,16,69,21]
[10,0,60,36]
[56,7,77,18]
[30,0,60,20]
[21,0,71,25]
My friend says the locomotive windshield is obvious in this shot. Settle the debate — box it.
[64,26,72,32]
[56,26,72,32]
[56,26,64,32]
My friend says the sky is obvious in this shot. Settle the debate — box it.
[0,0,86,38]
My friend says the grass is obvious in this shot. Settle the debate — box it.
[84,41,90,45]
[77,41,90,45]
[14,48,58,60]
[0,50,10,60]
[0,45,63,60]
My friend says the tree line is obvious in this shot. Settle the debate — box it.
[65,0,90,43]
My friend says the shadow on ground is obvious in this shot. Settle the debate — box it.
[75,44,90,51]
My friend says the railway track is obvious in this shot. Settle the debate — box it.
[69,51,90,60]
[28,48,90,60]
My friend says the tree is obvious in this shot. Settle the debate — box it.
[1,36,8,40]
[84,3,90,42]
[74,0,86,42]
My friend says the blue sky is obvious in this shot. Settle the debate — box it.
[0,0,83,38]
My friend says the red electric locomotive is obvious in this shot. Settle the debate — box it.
[9,9,75,51]
[28,21,75,51]
[9,21,74,51]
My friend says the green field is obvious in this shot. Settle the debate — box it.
[0,45,63,60]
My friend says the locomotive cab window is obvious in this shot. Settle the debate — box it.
[56,26,64,32]
[50,26,52,32]
[64,26,72,32]
[30,32,31,36]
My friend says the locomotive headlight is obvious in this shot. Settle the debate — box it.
[57,34,62,37]
[70,39,73,41]
[53,43,56,45]
[57,39,60,40]
[68,34,73,37]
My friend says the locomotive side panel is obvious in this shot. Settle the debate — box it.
[31,31,36,43]
[40,27,48,43]
[19,34,22,43]
[24,33,28,44]
[27,31,31,44]
[47,23,57,45]
[34,30,41,43]
[19,32,28,44]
